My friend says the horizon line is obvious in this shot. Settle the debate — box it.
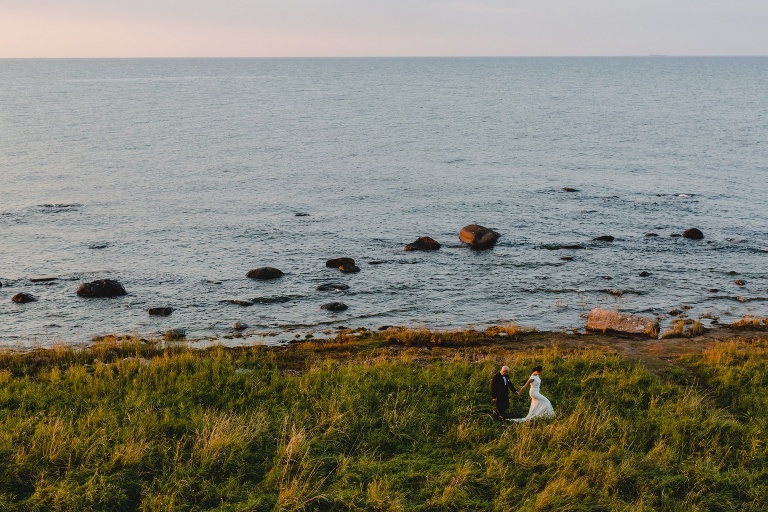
[2,54,768,60]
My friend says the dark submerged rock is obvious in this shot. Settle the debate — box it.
[593,235,615,242]
[246,267,284,280]
[670,234,682,238]
[561,187,580,192]
[317,283,350,291]
[459,224,500,249]
[30,276,57,283]
[76,279,127,298]
[148,307,173,316]
[321,302,348,312]
[228,299,255,307]
[404,236,441,251]
[645,233,659,237]
[682,228,704,240]
[639,271,651,277]
[12,293,37,303]
[560,256,574,261]
[545,244,586,250]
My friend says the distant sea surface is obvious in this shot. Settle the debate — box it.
[1,57,767,346]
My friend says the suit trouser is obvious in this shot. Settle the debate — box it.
[493,401,509,421]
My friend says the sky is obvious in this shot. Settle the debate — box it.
[1,0,767,58]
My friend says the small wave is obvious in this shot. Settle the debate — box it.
[39,203,82,209]
[444,158,466,164]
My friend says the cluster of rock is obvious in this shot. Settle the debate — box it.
[4,221,735,337]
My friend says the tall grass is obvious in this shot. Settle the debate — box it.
[0,333,767,510]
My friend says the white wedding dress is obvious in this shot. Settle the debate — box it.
[512,374,555,422]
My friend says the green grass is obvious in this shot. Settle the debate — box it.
[1,332,767,511]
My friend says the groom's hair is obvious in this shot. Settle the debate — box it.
[532,365,543,373]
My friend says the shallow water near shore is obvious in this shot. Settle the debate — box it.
[1,57,767,346]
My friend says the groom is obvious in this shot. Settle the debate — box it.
[490,365,514,422]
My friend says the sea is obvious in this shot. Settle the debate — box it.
[1,57,767,347]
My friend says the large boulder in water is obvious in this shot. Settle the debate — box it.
[682,228,704,240]
[326,257,360,273]
[76,279,127,298]
[404,236,441,251]
[246,267,284,280]
[586,308,658,337]
[321,302,348,312]
[12,293,37,303]
[459,224,500,249]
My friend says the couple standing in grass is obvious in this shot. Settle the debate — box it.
[491,365,555,423]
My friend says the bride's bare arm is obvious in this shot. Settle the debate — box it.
[516,378,533,395]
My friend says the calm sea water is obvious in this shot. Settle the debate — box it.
[1,57,767,346]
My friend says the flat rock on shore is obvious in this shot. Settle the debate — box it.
[586,308,659,338]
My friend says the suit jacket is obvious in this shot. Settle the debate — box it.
[491,372,513,408]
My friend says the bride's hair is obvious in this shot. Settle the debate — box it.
[532,365,543,373]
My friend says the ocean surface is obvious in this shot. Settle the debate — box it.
[1,57,767,346]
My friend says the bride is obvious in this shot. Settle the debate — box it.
[512,365,555,422]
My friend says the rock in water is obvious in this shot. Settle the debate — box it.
[321,302,348,312]
[682,228,704,240]
[326,257,360,273]
[326,257,355,268]
[339,263,361,273]
[459,224,500,249]
[228,299,255,306]
[404,236,441,251]
[317,283,350,291]
[76,279,127,298]
[592,235,615,242]
[30,276,57,283]
[246,267,284,280]
[12,293,37,303]
[148,307,173,316]
[586,308,659,337]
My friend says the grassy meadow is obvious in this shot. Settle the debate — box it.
[1,327,767,511]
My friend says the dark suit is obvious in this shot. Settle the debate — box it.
[491,372,514,421]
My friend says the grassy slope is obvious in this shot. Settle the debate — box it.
[0,329,767,511]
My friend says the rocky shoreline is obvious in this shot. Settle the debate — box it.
[3,222,763,344]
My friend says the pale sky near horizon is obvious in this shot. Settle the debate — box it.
[1,1,766,58]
